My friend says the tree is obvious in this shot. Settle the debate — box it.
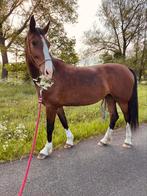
[0,0,78,79]
[99,51,113,63]
[0,0,40,79]
[120,4,147,81]
[84,0,146,59]
[139,38,147,81]
[51,34,79,64]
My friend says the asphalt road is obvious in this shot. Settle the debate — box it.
[0,124,147,196]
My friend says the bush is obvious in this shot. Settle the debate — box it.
[5,62,30,81]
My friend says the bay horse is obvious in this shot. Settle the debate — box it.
[25,16,138,159]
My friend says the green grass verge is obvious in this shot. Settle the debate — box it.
[0,81,147,162]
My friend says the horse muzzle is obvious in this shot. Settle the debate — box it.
[44,66,53,79]
[40,61,53,79]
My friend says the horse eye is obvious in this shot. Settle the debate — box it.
[32,41,37,46]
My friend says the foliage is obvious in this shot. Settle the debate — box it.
[99,52,113,63]
[58,38,79,65]
[0,82,146,162]
[5,62,26,72]
[5,62,30,81]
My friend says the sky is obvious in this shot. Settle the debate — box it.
[65,0,102,52]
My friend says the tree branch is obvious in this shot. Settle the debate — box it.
[1,0,23,24]
[6,1,41,49]
[123,2,143,32]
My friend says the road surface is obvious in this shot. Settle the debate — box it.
[0,124,147,196]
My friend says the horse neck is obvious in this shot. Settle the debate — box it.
[51,57,71,72]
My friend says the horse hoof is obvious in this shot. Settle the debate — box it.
[122,143,132,148]
[37,153,48,160]
[64,143,74,149]
[98,141,108,146]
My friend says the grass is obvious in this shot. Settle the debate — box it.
[0,81,147,162]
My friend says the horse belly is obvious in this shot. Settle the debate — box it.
[62,85,107,106]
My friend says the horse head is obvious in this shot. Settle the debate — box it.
[26,15,53,79]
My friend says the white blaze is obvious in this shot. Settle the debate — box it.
[41,35,53,78]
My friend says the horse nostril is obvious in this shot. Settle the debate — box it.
[46,70,49,75]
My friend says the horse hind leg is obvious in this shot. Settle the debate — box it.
[118,102,132,148]
[57,107,74,148]
[98,95,119,146]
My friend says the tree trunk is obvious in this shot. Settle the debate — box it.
[1,49,8,79]
[1,43,8,79]
[122,39,126,59]
[138,68,143,82]
[0,22,8,79]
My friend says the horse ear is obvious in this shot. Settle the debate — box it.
[42,21,50,35]
[29,15,36,32]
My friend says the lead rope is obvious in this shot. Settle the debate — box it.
[18,89,43,196]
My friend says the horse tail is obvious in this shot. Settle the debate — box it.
[128,69,139,130]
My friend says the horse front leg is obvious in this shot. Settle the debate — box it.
[57,107,74,148]
[37,106,57,159]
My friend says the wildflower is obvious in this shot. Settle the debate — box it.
[0,123,7,132]
[15,123,28,140]
[3,141,9,151]
[33,75,54,90]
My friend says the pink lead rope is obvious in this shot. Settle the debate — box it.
[18,90,43,196]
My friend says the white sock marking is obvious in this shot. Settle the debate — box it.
[65,129,74,145]
[100,127,113,144]
[40,142,53,156]
[124,123,132,145]
[41,35,53,78]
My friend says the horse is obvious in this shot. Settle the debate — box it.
[25,15,138,159]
